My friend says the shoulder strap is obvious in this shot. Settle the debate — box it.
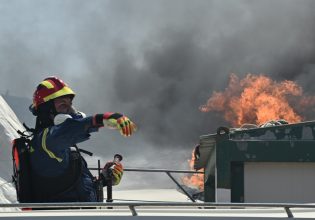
[16,123,34,140]
[73,144,93,156]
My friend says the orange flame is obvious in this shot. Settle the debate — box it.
[199,73,315,126]
[182,73,315,191]
[181,149,204,191]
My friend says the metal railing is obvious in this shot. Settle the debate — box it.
[1,201,315,217]
[0,165,312,218]
[89,167,204,203]
[4,167,309,217]
[0,167,204,203]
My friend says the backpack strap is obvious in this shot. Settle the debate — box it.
[78,148,93,156]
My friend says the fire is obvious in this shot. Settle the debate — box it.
[182,73,315,191]
[199,73,315,127]
[181,149,204,191]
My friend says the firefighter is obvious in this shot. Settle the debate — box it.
[28,76,136,202]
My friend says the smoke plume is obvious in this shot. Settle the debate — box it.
[1,0,315,176]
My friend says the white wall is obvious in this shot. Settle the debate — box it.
[244,162,315,203]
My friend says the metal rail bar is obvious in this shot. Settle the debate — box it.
[165,171,196,203]
[1,202,315,208]
[90,167,204,202]
[89,167,204,174]
[1,202,314,217]
[284,207,294,218]
[129,205,137,216]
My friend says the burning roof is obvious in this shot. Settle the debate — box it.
[200,73,315,127]
[183,73,315,195]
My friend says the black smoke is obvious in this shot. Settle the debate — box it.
[76,0,315,150]
[1,0,315,171]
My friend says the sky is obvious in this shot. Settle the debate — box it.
[1,0,315,188]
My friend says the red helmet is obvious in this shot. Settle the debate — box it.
[31,76,75,110]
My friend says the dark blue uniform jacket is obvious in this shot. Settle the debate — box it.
[29,115,99,202]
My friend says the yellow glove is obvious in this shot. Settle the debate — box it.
[102,161,124,186]
[104,112,137,136]
[93,112,137,136]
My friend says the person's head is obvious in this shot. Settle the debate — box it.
[30,76,75,129]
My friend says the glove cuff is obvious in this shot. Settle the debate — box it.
[93,114,104,127]
[104,112,124,120]
[104,112,114,120]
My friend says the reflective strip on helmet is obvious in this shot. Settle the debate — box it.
[41,128,63,162]
[43,86,75,103]
[40,80,54,89]
[33,77,76,109]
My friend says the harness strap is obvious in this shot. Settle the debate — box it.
[78,148,93,156]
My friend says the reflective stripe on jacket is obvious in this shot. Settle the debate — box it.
[30,116,99,202]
